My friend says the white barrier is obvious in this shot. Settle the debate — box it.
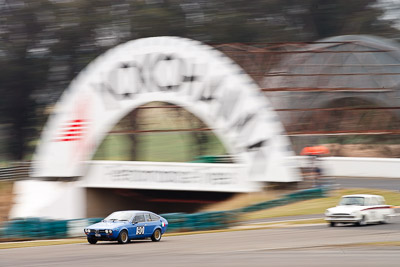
[298,156,400,179]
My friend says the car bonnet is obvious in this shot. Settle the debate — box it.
[328,205,365,213]
[89,221,128,229]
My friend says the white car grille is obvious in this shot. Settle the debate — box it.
[329,213,355,219]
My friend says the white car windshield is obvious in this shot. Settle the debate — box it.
[339,197,365,206]
[104,211,135,222]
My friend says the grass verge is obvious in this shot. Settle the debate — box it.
[0,238,86,249]
[241,188,400,221]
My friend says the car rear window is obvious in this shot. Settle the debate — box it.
[150,214,160,221]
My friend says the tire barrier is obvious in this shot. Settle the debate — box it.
[160,211,238,232]
[0,188,328,240]
[0,218,103,240]
[0,218,68,240]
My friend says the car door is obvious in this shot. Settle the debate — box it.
[368,197,379,222]
[126,219,136,239]
[132,214,146,239]
[144,213,158,237]
[376,196,390,220]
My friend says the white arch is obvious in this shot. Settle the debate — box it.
[32,37,301,183]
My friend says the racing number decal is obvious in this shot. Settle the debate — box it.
[136,226,145,235]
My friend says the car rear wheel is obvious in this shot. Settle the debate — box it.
[380,215,390,224]
[151,229,162,242]
[87,237,97,244]
[329,222,335,227]
[117,230,129,244]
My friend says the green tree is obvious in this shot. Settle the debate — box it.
[302,0,399,39]
[0,0,52,160]
[0,0,399,161]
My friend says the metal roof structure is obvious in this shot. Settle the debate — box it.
[257,35,400,140]
[98,35,400,156]
[262,35,400,91]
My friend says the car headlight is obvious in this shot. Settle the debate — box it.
[105,229,113,234]
[325,210,331,216]
[84,228,90,233]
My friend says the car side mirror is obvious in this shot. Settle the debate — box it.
[133,221,138,225]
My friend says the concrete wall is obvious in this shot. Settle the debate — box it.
[9,157,400,220]
[298,156,400,179]
[9,180,86,220]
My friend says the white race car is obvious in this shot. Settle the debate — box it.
[325,194,395,226]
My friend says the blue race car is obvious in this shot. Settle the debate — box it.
[84,210,168,244]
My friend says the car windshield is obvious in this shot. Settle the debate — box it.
[339,197,365,206]
[104,211,135,222]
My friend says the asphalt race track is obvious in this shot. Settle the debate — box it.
[1,217,400,267]
[2,177,400,266]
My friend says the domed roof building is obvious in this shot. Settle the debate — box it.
[261,35,400,151]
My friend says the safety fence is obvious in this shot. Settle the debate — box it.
[0,187,328,241]
[0,162,30,181]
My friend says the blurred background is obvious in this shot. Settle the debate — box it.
[3,3,400,263]
[1,0,400,223]
[1,0,400,165]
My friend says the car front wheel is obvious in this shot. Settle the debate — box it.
[329,222,335,227]
[356,215,367,226]
[151,229,162,242]
[117,230,129,244]
[87,237,97,244]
